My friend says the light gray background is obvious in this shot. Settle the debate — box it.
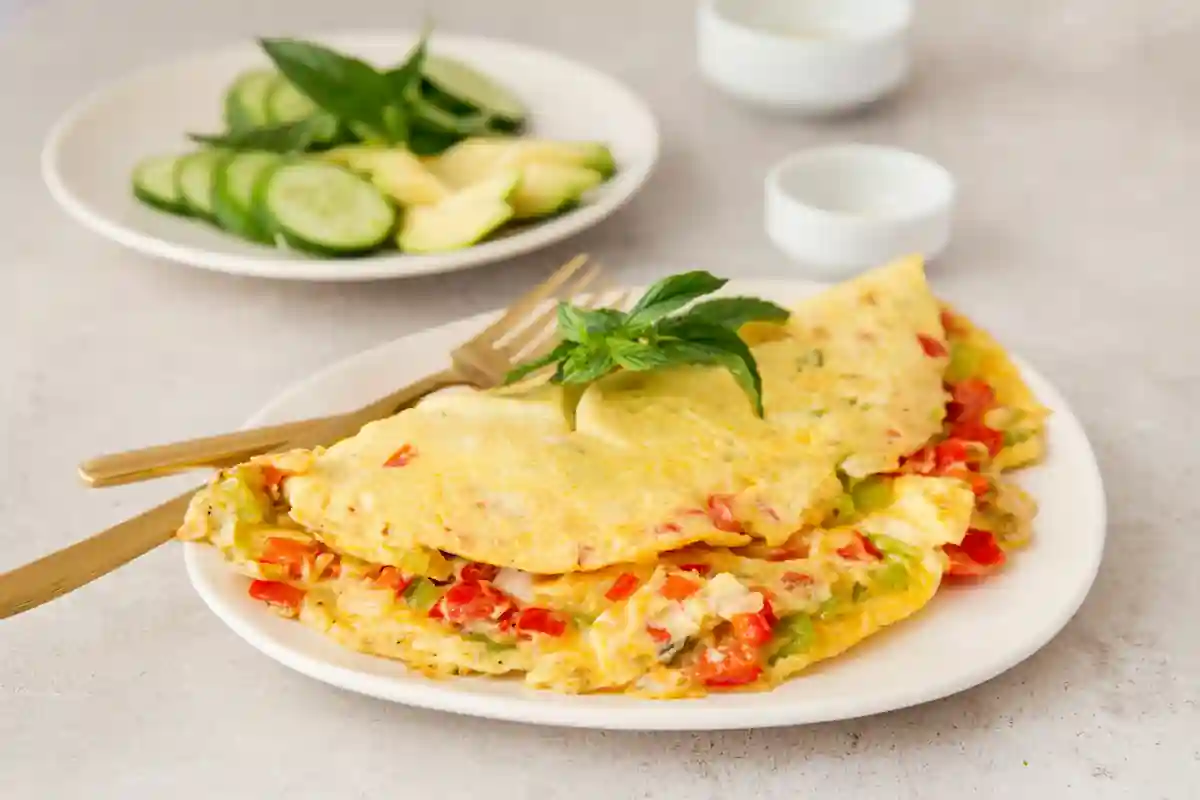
[2,1,1197,798]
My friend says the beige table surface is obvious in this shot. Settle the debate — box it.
[2,1,1197,797]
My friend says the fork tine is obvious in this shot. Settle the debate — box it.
[506,281,631,365]
[473,254,590,343]
[499,266,606,359]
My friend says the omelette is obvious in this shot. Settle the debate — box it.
[179,256,1045,696]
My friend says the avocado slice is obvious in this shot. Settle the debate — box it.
[397,168,519,253]
[431,138,616,188]
[510,163,604,219]
[323,147,449,207]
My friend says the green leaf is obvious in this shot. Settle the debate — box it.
[657,319,764,416]
[503,340,576,385]
[259,38,395,141]
[556,303,626,343]
[558,345,617,385]
[683,297,790,331]
[607,339,673,372]
[625,271,727,326]
[189,117,326,152]
[383,27,431,99]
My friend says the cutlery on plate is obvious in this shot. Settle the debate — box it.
[76,254,616,488]
[1,255,628,619]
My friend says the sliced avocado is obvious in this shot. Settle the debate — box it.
[510,162,603,219]
[323,148,449,207]
[397,169,518,253]
[431,138,617,188]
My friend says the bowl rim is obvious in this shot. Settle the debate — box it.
[700,0,913,48]
[765,143,956,227]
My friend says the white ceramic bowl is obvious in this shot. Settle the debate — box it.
[765,144,955,280]
[697,0,912,114]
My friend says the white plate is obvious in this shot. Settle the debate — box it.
[184,279,1106,729]
[42,32,659,282]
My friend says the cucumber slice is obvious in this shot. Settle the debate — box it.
[510,163,603,219]
[397,169,518,254]
[224,70,276,132]
[260,161,396,255]
[431,138,617,188]
[324,148,448,207]
[212,152,281,242]
[421,55,528,128]
[132,154,190,215]
[265,78,319,125]
[175,150,229,221]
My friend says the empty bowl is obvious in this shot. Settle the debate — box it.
[697,0,912,115]
[764,144,955,280]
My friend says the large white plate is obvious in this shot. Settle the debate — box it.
[184,279,1106,729]
[42,32,659,282]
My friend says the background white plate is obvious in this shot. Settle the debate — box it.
[184,279,1106,730]
[42,32,659,282]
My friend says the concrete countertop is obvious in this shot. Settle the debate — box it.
[1,1,1195,797]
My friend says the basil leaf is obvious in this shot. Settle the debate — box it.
[259,38,395,141]
[683,297,790,331]
[557,303,626,343]
[626,271,727,326]
[188,117,326,152]
[657,319,764,416]
[503,340,576,385]
[383,28,430,99]
[607,339,673,372]
[558,345,617,385]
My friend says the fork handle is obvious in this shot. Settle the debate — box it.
[79,368,463,488]
[3,368,467,619]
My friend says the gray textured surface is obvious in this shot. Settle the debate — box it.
[1,1,1197,797]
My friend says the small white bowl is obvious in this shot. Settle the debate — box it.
[765,144,955,280]
[697,0,912,114]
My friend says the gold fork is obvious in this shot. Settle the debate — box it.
[0,255,627,619]
[79,254,604,488]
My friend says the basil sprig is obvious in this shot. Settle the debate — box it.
[503,271,790,416]
[188,29,431,149]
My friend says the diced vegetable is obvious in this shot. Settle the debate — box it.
[917,333,947,358]
[605,572,640,601]
[403,577,442,611]
[772,613,816,660]
[693,641,762,687]
[383,443,417,467]
[248,579,305,613]
[259,537,318,578]
[946,342,983,382]
[513,608,568,637]
[459,563,500,583]
[837,531,883,561]
[731,611,772,647]
[373,566,412,594]
[948,378,996,424]
[873,560,910,592]
[943,529,1007,578]
[661,574,701,600]
[395,548,453,581]
[850,476,893,514]
[705,493,742,533]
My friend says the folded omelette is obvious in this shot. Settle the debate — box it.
[179,256,1044,697]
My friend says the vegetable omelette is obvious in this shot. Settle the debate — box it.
[179,256,1045,696]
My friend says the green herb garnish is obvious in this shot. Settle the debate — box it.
[503,271,790,416]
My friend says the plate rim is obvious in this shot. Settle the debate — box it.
[41,30,660,282]
[184,278,1107,729]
